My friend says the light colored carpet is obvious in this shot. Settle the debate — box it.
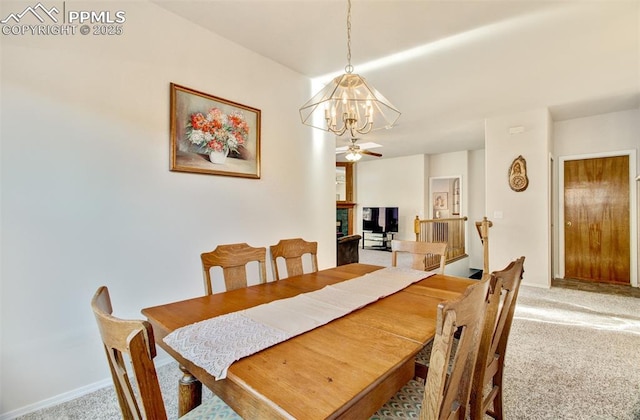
[503,286,640,419]
[18,249,640,419]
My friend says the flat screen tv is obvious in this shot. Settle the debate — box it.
[362,207,399,233]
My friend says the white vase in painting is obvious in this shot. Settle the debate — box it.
[209,148,229,164]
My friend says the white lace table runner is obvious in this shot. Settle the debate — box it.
[164,267,433,379]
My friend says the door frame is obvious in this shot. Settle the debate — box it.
[428,175,463,219]
[558,149,638,287]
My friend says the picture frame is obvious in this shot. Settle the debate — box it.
[170,83,261,179]
[433,192,448,210]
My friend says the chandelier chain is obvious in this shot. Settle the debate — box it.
[298,0,400,136]
[345,0,353,74]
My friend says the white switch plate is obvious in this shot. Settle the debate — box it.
[493,211,503,219]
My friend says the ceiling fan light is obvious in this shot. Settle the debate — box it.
[345,151,362,162]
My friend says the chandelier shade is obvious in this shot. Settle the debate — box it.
[298,0,400,138]
[299,73,401,137]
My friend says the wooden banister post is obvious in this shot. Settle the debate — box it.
[480,217,493,275]
[414,216,420,241]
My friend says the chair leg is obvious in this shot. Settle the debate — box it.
[491,369,505,420]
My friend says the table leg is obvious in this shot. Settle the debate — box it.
[178,365,202,416]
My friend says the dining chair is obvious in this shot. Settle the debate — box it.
[201,243,267,295]
[372,277,490,419]
[469,256,525,420]
[269,237,318,280]
[90,286,241,419]
[391,239,447,274]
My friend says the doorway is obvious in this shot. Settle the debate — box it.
[562,155,630,284]
[429,176,462,219]
[336,162,355,236]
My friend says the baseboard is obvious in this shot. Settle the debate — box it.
[0,356,175,420]
[0,378,112,420]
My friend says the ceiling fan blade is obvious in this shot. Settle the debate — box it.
[361,150,382,157]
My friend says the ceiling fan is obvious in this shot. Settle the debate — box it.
[336,138,382,162]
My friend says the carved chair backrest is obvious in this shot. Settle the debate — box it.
[201,243,267,295]
[91,286,167,420]
[421,277,490,419]
[469,256,525,419]
[269,238,318,281]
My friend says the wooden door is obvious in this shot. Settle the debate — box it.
[564,155,630,284]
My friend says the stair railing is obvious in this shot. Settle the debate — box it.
[414,216,468,264]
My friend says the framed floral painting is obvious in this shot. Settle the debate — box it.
[170,83,261,178]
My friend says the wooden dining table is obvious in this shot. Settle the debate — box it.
[142,263,475,419]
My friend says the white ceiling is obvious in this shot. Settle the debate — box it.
[154,0,640,161]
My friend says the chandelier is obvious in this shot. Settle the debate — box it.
[299,0,400,137]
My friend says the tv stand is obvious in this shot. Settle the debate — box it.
[362,232,395,251]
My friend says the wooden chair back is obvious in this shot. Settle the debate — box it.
[391,240,447,274]
[422,277,490,419]
[201,243,267,295]
[269,238,318,280]
[91,286,167,420]
[470,256,525,420]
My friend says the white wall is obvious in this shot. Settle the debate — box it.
[357,151,482,276]
[354,110,638,287]
[428,151,474,274]
[428,151,470,218]
[554,109,640,157]
[0,2,334,416]
[485,109,552,288]
[553,109,639,286]
[356,155,425,241]
[467,150,486,269]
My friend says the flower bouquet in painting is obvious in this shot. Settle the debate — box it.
[185,107,250,164]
